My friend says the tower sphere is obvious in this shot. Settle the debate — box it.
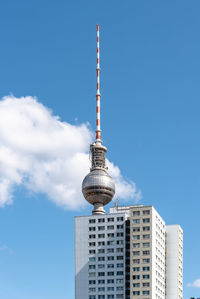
[82,169,115,213]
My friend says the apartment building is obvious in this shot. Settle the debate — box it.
[75,205,183,299]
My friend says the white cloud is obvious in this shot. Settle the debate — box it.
[187,279,200,288]
[0,95,141,210]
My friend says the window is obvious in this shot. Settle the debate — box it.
[117,248,123,253]
[107,272,114,276]
[89,265,96,269]
[132,243,140,248]
[143,210,150,215]
[89,219,96,224]
[143,226,150,231]
[98,280,105,284]
[133,251,140,256]
[98,226,105,231]
[107,241,114,245]
[117,271,123,275]
[117,240,123,245]
[107,225,114,230]
[89,257,96,262]
[89,242,96,247]
[143,291,150,295]
[143,218,150,223]
[89,227,96,231]
[132,267,140,272]
[89,280,96,285]
[98,257,105,261]
[133,219,140,224]
[133,291,140,295]
[108,256,114,261]
[117,232,123,237]
[98,287,105,292]
[143,250,150,255]
[107,264,114,268]
[116,279,124,284]
[143,259,150,263]
[98,234,105,238]
[132,275,140,280]
[117,256,124,260]
[143,234,150,239]
[98,272,105,277]
[107,217,114,222]
[117,224,123,229]
[107,279,114,284]
[133,235,140,240]
[89,296,96,299]
[117,217,124,221]
[89,235,96,239]
[116,287,124,291]
[98,241,105,246]
[143,242,150,247]
[98,249,105,254]
[117,263,123,268]
[143,266,150,271]
[107,248,114,253]
[133,283,140,287]
[107,295,114,299]
[89,250,96,254]
[89,272,96,277]
[107,287,114,291]
[116,295,123,299]
[107,233,114,238]
[98,296,105,299]
[89,288,96,292]
[133,227,140,232]
[143,282,150,287]
[142,274,150,279]
[133,259,140,264]
[133,211,140,216]
[98,218,105,223]
[98,264,105,269]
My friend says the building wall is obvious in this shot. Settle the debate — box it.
[129,206,166,299]
[75,216,89,299]
[75,213,127,299]
[166,225,183,299]
[152,207,166,299]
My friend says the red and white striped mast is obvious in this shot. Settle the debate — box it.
[96,24,102,145]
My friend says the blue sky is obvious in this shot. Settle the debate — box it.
[0,0,200,298]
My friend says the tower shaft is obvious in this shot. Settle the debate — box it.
[96,24,101,144]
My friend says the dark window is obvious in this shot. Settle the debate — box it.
[98,218,105,223]
[107,217,114,222]
[133,211,140,216]
[143,210,150,215]
[89,219,96,224]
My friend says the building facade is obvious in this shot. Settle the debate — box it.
[75,205,183,299]
[166,225,183,299]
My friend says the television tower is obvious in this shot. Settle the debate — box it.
[82,25,115,215]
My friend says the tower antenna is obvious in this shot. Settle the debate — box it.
[96,24,102,144]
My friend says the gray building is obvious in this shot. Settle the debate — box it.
[75,205,183,299]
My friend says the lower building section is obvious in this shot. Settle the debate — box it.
[75,205,183,299]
